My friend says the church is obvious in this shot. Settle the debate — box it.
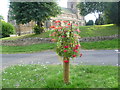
[8,1,85,35]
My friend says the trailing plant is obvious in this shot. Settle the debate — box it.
[49,20,82,83]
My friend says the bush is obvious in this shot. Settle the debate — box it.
[0,20,15,38]
[95,16,105,25]
[86,20,94,26]
[33,25,44,34]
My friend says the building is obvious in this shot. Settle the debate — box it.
[8,1,85,35]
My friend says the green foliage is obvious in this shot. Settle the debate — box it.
[104,2,119,25]
[77,2,105,16]
[77,2,119,25]
[50,21,81,59]
[2,65,118,88]
[0,15,4,20]
[33,25,44,34]
[86,20,94,26]
[95,15,105,25]
[0,21,15,38]
[9,2,61,25]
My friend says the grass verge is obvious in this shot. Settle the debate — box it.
[2,65,118,88]
[1,39,119,54]
[0,43,56,54]
[81,39,119,50]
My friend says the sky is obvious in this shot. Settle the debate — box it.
[0,0,98,22]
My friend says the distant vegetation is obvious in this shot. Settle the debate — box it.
[1,24,118,40]
[0,21,15,38]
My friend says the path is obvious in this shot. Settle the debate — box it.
[2,50,119,69]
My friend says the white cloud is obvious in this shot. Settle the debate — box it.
[0,0,9,22]
[85,13,99,23]
[58,0,67,8]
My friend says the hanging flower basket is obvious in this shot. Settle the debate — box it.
[50,20,82,84]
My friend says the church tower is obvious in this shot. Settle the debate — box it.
[67,1,78,10]
[67,0,85,25]
[67,0,81,19]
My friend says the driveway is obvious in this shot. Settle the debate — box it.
[1,50,119,69]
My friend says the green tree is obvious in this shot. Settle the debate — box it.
[95,14,105,25]
[104,2,119,25]
[77,2,119,25]
[86,20,94,26]
[9,2,61,34]
[77,2,105,17]
[0,21,15,38]
[0,15,4,20]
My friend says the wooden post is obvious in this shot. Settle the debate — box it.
[63,57,69,84]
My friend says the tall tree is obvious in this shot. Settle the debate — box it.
[9,2,61,27]
[77,2,105,18]
[77,2,120,25]
[104,2,119,25]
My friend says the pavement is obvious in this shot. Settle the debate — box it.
[1,50,119,69]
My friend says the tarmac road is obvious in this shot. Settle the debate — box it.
[1,50,119,69]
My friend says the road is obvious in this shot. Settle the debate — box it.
[1,50,119,69]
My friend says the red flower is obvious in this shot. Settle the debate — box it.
[63,21,68,23]
[51,39,56,42]
[50,26,55,28]
[54,20,61,23]
[64,50,67,52]
[80,53,82,57]
[64,46,69,48]
[58,27,63,29]
[72,55,76,57]
[62,36,66,38]
[64,60,69,63]
[76,44,80,47]
[54,28,58,30]
[73,47,79,50]
[74,24,78,26]
[75,29,80,32]
[73,50,78,53]
[68,23,71,25]
[65,26,69,28]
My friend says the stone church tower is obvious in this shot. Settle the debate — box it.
[67,0,85,25]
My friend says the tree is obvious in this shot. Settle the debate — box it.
[0,21,15,38]
[77,2,120,25]
[86,20,94,26]
[95,14,105,25]
[104,2,119,25]
[0,15,4,20]
[9,2,61,30]
[77,2,105,17]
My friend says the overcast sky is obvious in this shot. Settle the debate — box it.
[0,0,98,22]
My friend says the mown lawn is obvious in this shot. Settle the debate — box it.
[2,65,118,88]
[0,39,119,54]
[79,24,119,38]
[1,24,119,40]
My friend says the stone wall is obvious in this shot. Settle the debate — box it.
[79,34,118,42]
[1,34,118,46]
